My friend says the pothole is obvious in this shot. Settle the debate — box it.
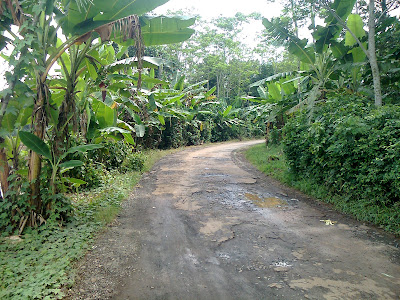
[245,193,288,208]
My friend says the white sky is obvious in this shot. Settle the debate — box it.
[153,0,283,19]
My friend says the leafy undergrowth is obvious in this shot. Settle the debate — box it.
[0,148,178,300]
[245,143,400,235]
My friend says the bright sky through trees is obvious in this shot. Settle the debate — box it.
[154,0,283,49]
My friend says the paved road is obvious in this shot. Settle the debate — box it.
[69,140,400,300]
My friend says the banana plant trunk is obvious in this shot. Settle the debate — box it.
[54,87,76,158]
[28,78,47,213]
[0,145,10,197]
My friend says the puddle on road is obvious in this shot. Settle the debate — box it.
[245,193,287,208]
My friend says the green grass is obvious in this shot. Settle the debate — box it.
[245,143,288,183]
[0,148,177,300]
[245,143,400,234]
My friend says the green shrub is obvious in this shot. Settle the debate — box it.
[118,152,145,173]
[283,94,400,232]
[266,126,281,145]
[199,120,212,143]
[65,139,143,190]
[184,121,202,146]
[159,118,186,149]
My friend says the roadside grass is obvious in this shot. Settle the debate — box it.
[245,143,400,235]
[244,142,288,183]
[0,148,178,300]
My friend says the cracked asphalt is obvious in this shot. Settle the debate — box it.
[68,140,400,300]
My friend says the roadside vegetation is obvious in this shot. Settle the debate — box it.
[245,0,400,235]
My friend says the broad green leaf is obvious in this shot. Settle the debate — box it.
[313,24,341,54]
[92,98,117,128]
[116,45,128,59]
[111,16,196,46]
[45,0,54,16]
[349,45,367,63]
[59,160,84,170]
[250,72,292,88]
[19,131,52,161]
[63,177,87,187]
[162,94,185,105]
[267,82,281,101]
[330,41,348,58]
[345,14,365,46]
[61,144,104,160]
[141,16,195,46]
[122,133,136,145]
[280,77,296,95]
[1,104,18,132]
[85,59,98,80]
[326,0,357,24]
[183,80,208,93]
[117,119,136,132]
[50,89,65,108]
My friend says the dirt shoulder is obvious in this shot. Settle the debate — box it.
[67,140,400,300]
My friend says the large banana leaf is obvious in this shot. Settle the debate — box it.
[267,82,281,101]
[141,16,195,46]
[313,0,357,53]
[110,15,196,46]
[60,0,169,35]
[326,0,357,24]
[263,18,315,65]
[91,97,117,128]
[19,131,52,161]
[345,14,365,46]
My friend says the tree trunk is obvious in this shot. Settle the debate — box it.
[380,0,387,19]
[368,0,383,107]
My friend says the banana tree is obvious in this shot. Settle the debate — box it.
[0,0,196,226]
[261,0,373,116]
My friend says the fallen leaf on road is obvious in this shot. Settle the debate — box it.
[320,219,337,225]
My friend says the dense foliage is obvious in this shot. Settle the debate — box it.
[283,94,400,232]
[245,0,400,232]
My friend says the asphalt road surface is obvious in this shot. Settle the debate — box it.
[68,140,400,300]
